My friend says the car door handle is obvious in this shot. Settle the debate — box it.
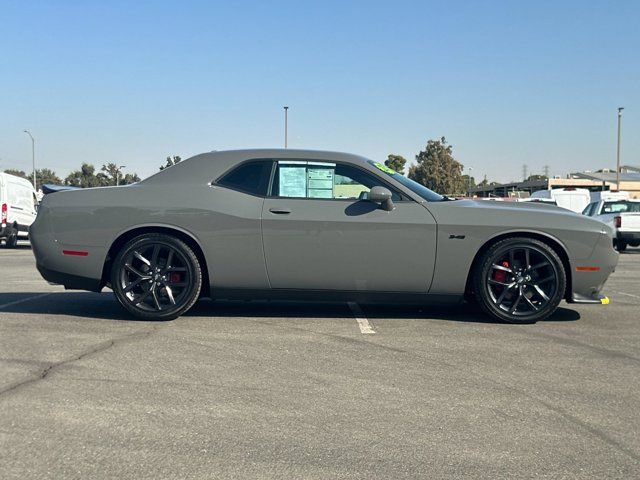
[269,207,291,215]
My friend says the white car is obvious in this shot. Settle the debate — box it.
[0,172,38,247]
[582,199,640,251]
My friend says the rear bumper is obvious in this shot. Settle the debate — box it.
[36,263,102,291]
[30,211,105,292]
[0,225,15,238]
[617,231,640,242]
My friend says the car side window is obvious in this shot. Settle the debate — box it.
[217,161,272,196]
[270,161,402,201]
[582,202,596,216]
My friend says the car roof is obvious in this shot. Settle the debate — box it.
[142,149,373,185]
[0,172,36,190]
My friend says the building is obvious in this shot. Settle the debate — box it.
[470,168,640,199]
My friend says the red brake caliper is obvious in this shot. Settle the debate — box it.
[493,261,510,283]
[170,273,182,284]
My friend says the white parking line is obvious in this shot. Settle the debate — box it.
[347,302,375,334]
[0,293,53,310]
[616,291,640,299]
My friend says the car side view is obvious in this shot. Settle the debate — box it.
[30,149,618,323]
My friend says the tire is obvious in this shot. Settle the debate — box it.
[473,237,566,324]
[111,233,202,320]
[614,240,627,252]
[5,230,18,248]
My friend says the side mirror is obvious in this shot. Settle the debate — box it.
[368,186,395,211]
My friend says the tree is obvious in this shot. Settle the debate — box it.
[65,163,105,188]
[461,174,476,189]
[100,163,120,185]
[384,154,407,175]
[408,137,465,195]
[100,163,141,185]
[3,169,28,179]
[35,168,62,186]
[159,155,181,170]
[121,172,141,185]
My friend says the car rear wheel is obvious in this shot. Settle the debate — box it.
[473,237,566,324]
[111,234,202,320]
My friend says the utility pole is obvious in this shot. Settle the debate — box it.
[115,165,126,186]
[283,106,289,148]
[616,107,624,191]
[23,130,36,190]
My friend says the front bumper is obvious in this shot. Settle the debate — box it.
[566,229,618,304]
[571,292,609,304]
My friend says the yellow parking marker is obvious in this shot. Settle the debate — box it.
[600,297,610,305]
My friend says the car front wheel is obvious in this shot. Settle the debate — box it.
[111,233,202,320]
[473,237,566,324]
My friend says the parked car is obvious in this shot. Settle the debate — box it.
[30,149,618,323]
[582,199,640,251]
[0,172,37,247]
[529,188,591,213]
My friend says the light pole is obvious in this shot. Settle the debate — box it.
[115,165,126,186]
[616,107,624,191]
[283,106,289,148]
[23,130,36,190]
[467,166,473,196]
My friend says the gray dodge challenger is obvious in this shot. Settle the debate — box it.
[30,149,617,323]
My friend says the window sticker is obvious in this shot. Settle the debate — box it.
[373,162,396,175]
[307,167,334,198]
[279,164,307,197]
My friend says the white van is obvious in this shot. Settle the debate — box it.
[529,188,591,213]
[589,190,630,203]
[0,172,38,247]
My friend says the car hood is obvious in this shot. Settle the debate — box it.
[422,198,612,233]
[467,199,575,215]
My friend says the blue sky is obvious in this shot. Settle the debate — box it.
[1,0,638,182]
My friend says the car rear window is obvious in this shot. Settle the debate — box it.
[602,201,640,214]
[217,161,272,196]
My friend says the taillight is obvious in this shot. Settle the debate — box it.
[1,203,6,227]
[614,216,622,229]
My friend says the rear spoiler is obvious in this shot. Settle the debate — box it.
[41,184,80,195]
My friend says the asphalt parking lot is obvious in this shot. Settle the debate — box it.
[1,243,639,479]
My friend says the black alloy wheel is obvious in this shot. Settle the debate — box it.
[111,233,202,320]
[473,237,566,324]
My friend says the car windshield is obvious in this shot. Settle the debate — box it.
[367,161,444,202]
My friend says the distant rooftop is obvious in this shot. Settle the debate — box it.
[570,171,640,182]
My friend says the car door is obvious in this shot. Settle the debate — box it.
[11,182,37,229]
[261,160,437,292]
